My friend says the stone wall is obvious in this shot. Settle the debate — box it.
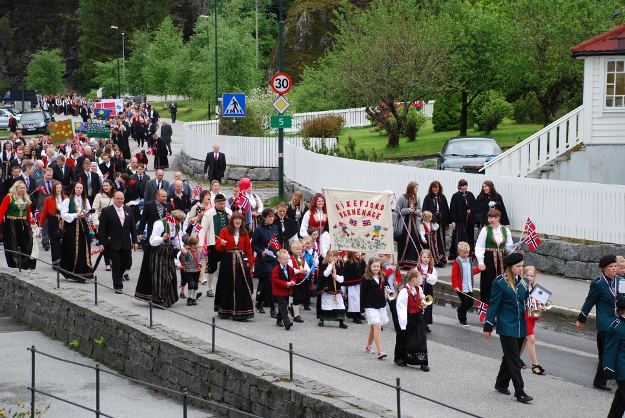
[0,271,392,418]
[179,151,279,184]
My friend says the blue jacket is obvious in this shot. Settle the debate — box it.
[251,220,279,275]
[483,275,529,338]
[604,317,625,380]
[578,275,623,332]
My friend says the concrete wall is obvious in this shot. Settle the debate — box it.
[542,144,625,185]
[0,271,392,418]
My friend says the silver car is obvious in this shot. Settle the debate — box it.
[0,108,19,130]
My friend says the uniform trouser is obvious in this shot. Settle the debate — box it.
[496,336,525,396]
[275,296,291,326]
[608,380,625,418]
[257,271,275,309]
[596,330,609,386]
[394,329,407,362]
[456,291,474,323]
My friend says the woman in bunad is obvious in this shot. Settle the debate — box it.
[449,179,477,259]
[214,212,255,320]
[286,190,309,231]
[91,179,115,271]
[184,190,212,284]
[342,251,366,324]
[247,183,264,233]
[121,173,142,222]
[1,141,14,180]
[473,180,510,233]
[59,181,94,281]
[0,181,36,269]
[299,193,327,245]
[421,180,450,267]
[149,209,187,307]
[39,181,65,266]
[396,181,423,269]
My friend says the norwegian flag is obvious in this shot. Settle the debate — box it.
[193,222,202,236]
[36,185,49,196]
[349,218,357,226]
[476,301,488,322]
[235,192,250,212]
[524,217,536,232]
[268,234,281,251]
[193,182,203,198]
[88,220,96,232]
[102,172,109,180]
[362,219,372,226]
[34,208,40,223]
[165,214,176,224]
[525,232,542,251]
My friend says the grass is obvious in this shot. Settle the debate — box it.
[151,99,214,122]
[334,118,544,159]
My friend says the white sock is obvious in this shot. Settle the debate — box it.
[207,273,214,291]
[292,305,300,317]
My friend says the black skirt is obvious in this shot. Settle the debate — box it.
[215,250,254,320]
[59,218,93,280]
[4,217,35,269]
[398,214,424,269]
[404,312,428,366]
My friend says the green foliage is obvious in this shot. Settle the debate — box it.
[0,401,50,417]
[219,107,264,137]
[125,30,152,96]
[24,49,65,94]
[291,60,353,112]
[302,138,334,155]
[93,59,124,99]
[247,87,276,132]
[144,17,184,96]
[403,106,427,142]
[432,93,461,132]
[300,115,345,139]
[513,92,544,124]
[468,91,513,134]
[69,337,81,348]
[94,336,106,346]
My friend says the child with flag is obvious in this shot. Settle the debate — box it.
[451,241,481,327]
[483,252,533,404]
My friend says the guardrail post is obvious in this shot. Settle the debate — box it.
[30,345,36,418]
[149,297,153,328]
[211,317,216,352]
[396,377,401,418]
[289,343,293,381]
[94,276,98,305]
[18,246,21,272]
[182,388,188,418]
[56,264,60,288]
[95,364,101,418]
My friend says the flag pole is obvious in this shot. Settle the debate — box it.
[458,291,481,302]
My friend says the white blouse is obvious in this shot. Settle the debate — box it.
[61,196,91,222]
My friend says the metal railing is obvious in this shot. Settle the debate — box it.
[5,248,482,418]
[25,345,260,418]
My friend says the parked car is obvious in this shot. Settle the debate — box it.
[435,137,502,174]
[0,108,19,130]
[18,110,53,135]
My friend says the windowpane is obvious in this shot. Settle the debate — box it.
[609,61,615,71]
[616,97,623,107]
[617,74,625,95]
[617,61,624,72]
[608,85,615,95]
[608,73,615,83]
[606,97,614,107]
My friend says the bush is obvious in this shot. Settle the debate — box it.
[300,114,345,138]
[469,90,512,134]
[218,107,265,136]
[513,92,544,124]
[403,106,427,142]
[432,93,461,132]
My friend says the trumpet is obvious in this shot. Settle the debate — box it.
[526,297,552,318]
[385,286,397,301]
[420,295,434,309]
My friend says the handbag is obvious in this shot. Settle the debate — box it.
[53,217,65,239]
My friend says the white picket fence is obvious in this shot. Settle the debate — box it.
[284,142,625,244]
[185,102,435,136]
[483,106,584,177]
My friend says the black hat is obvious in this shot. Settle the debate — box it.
[214,193,226,202]
[599,255,617,269]
[504,252,524,267]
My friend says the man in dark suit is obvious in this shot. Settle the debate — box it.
[98,153,116,179]
[35,168,58,251]
[203,144,226,183]
[51,155,74,187]
[75,158,101,204]
[130,163,150,196]
[143,169,169,204]
[18,161,37,196]
[9,149,24,170]
[98,191,138,293]
[4,165,22,192]
[137,188,171,252]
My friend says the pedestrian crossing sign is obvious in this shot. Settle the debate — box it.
[222,93,246,118]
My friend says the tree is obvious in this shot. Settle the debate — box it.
[143,17,184,96]
[24,49,65,94]
[302,0,447,148]
[93,59,125,98]
[500,0,621,125]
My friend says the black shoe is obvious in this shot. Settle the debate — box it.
[270,310,277,319]
[303,306,311,311]
[516,393,533,403]
[353,318,362,324]
[114,289,123,294]
[207,290,214,297]
[276,320,284,327]
[594,383,612,391]
[192,298,197,305]
[124,274,130,281]
[44,244,50,251]
[293,316,304,323]
[285,322,292,330]
[495,385,511,395]
[420,365,430,372]
[318,320,324,326]
[339,322,348,329]
[187,298,193,306]
[426,326,432,333]
[256,302,265,314]
[394,360,407,367]
[196,292,202,299]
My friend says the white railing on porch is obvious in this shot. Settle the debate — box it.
[284,141,625,245]
[185,102,435,136]
[483,105,584,177]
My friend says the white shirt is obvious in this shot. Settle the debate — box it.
[415,263,438,286]
[396,285,424,330]
[61,196,91,222]
[475,225,515,265]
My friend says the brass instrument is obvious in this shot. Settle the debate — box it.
[385,285,397,301]
[526,297,552,318]
[420,295,434,309]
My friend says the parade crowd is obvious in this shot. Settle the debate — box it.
[3,96,625,415]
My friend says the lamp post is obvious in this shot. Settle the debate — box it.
[111,26,121,99]
[122,32,125,82]
[200,7,218,121]
[199,15,211,120]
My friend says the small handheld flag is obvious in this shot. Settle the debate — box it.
[235,192,250,212]
[194,182,203,198]
[476,301,488,322]
[36,185,49,196]
[525,232,542,251]
[524,217,536,233]
[268,234,281,251]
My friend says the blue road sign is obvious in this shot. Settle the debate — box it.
[222,93,246,117]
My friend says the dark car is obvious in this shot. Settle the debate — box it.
[18,110,53,134]
[435,137,502,174]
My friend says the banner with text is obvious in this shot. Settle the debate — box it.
[325,188,393,253]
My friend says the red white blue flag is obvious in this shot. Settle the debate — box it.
[235,192,250,212]
[476,300,488,322]
[268,234,281,251]
[524,217,536,233]
[194,182,203,198]
[525,232,542,251]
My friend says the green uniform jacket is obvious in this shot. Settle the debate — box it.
[604,318,625,380]
[578,275,623,332]
[483,275,529,338]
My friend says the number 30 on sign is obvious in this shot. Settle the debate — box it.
[270,72,293,95]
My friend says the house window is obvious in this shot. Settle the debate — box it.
[606,60,625,108]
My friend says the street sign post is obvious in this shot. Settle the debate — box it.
[270,72,293,95]
[270,115,292,129]
[221,93,246,117]
[272,95,291,114]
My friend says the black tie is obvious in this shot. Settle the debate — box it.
[139,175,142,181]
[157,181,161,189]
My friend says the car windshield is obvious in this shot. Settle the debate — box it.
[445,140,500,157]
[20,113,44,123]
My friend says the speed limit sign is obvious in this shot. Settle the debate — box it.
[270,72,293,95]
